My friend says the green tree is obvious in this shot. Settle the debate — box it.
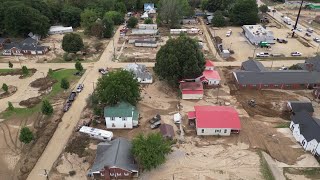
[205,0,234,12]
[26,0,53,22]
[132,133,171,170]
[96,70,140,105]
[289,64,303,70]
[62,33,84,53]
[90,22,104,38]
[22,66,29,76]
[61,78,70,89]
[158,0,192,28]
[212,11,226,27]
[41,100,53,115]
[8,102,14,111]
[115,2,127,14]
[75,61,84,72]
[19,127,34,144]
[230,0,258,25]
[8,61,13,68]
[102,17,114,38]
[259,5,268,13]
[104,11,124,25]
[81,9,99,31]
[2,83,8,93]
[127,17,138,28]
[154,35,205,86]
[4,5,50,36]
[60,6,82,27]
[48,68,54,77]
[144,18,153,24]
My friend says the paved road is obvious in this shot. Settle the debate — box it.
[26,27,123,180]
[258,0,320,48]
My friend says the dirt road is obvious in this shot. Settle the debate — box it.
[26,27,123,180]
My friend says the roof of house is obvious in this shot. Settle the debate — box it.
[291,111,320,142]
[159,124,175,138]
[203,70,221,80]
[305,56,320,72]
[134,40,157,44]
[124,63,152,81]
[180,82,203,94]
[288,101,314,113]
[89,138,138,173]
[193,106,241,129]
[104,102,138,119]
[241,60,267,72]
[21,37,38,45]
[233,70,320,85]
[205,60,214,67]
[3,43,47,51]
[0,38,9,44]
[188,111,196,119]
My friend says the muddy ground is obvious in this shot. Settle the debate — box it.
[0,85,17,99]
[30,77,58,91]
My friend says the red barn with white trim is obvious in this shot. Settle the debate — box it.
[180,81,203,99]
[188,106,241,136]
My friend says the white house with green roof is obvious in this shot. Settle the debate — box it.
[104,102,139,129]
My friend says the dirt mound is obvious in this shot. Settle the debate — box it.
[0,85,17,99]
[30,77,57,91]
[19,97,42,108]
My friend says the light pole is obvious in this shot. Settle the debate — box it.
[252,47,258,59]
[292,0,304,38]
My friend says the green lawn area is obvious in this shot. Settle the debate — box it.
[1,69,82,119]
[258,151,275,180]
[274,122,290,128]
[0,69,15,73]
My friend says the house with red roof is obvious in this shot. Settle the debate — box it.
[180,81,203,99]
[196,60,221,86]
[188,106,241,136]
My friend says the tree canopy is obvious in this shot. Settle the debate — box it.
[127,17,138,28]
[212,11,226,27]
[259,4,268,13]
[104,11,124,25]
[19,127,34,144]
[61,78,70,89]
[132,133,172,171]
[2,83,8,93]
[154,35,205,86]
[81,9,99,31]
[62,33,84,53]
[75,61,84,72]
[96,70,140,105]
[102,17,114,38]
[158,0,192,28]
[144,18,153,24]
[41,100,53,115]
[230,0,258,25]
[61,6,82,27]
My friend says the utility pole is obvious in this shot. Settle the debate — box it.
[216,86,220,104]
[292,0,304,38]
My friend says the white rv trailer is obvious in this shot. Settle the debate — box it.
[79,126,113,141]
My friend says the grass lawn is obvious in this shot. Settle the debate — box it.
[258,151,275,180]
[274,122,290,128]
[0,69,15,73]
[1,69,82,119]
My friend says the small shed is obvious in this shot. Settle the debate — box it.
[187,28,200,34]
[48,26,73,35]
[134,40,157,48]
[160,124,175,139]
[173,113,182,124]
[180,81,204,99]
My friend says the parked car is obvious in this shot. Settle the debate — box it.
[307,28,314,33]
[306,32,311,37]
[74,71,83,76]
[68,92,77,102]
[256,52,270,57]
[297,27,303,32]
[76,84,84,93]
[63,102,72,112]
[150,121,161,129]
[98,68,108,75]
[149,114,161,124]
[314,37,320,43]
[291,52,302,56]
[226,29,232,37]
[276,38,288,43]
[279,66,288,70]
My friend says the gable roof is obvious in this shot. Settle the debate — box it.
[180,81,203,94]
[291,111,320,142]
[233,70,320,85]
[104,102,137,118]
[124,63,152,81]
[205,60,214,67]
[305,56,320,72]
[203,70,220,80]
[21,37,38,45]
[89,138,138,173]
[241,60,267,72]
[288,101,314,113]
[193,106,241,129]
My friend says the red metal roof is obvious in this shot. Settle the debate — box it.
[205,60,214,67]
[194,106,241,129]
[188,111,196,119]
[180,81,203,94]
[203,70,221,80]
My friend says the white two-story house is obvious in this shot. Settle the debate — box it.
[290,111,320,156]
[104,102,139,129]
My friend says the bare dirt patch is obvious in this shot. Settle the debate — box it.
[65,135,92,158]
[19,97,42,108]
[30,77,57,91]
[0,85,17,99]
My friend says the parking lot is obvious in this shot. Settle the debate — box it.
[211,26,317,61]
